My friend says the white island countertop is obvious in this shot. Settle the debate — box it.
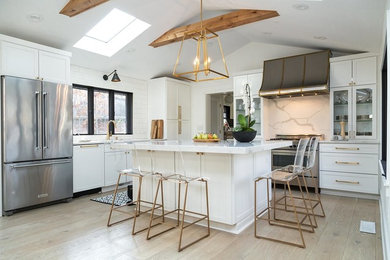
[110,140,292,154]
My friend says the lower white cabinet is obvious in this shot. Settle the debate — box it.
[319,143,379,195]
[73,144,105,193]
[104,151,128,186]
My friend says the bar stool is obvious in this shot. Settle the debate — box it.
[146,147,210,252]
[276,137,325,222]
[107,144,165,235]
[254,138,314,248]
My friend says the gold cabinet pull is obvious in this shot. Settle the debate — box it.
[335,180,360,185]
[335,161,359,165]
[80,144,98,148]
[335,147,359,151]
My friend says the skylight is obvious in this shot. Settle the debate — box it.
[74,8,150,57]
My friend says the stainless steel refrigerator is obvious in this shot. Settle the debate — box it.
[1,76,73,215]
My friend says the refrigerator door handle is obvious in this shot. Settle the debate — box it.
[10,159,72,168]
[43,91,48,149]
[35,91,41,150]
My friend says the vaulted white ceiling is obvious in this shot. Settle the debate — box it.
[0,0,386,80]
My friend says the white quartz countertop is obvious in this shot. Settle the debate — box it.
[73,139,152,146]
[109,140,292,154]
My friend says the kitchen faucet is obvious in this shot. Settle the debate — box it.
[106,120,116,140]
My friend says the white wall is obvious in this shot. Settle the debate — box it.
[191,42,325,137]
[71,65,148,140]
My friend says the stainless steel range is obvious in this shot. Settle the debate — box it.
[271,134,324,192]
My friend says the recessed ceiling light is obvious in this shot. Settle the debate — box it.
[293,4,309,10]
[27,14,43,23]
[313,36,327,40]
[74,8,150,57]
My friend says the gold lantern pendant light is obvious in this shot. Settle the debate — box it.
[173,0,229,82]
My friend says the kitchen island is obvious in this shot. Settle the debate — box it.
[111,140,291,234]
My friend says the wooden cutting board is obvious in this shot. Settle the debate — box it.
[150,119,164,139]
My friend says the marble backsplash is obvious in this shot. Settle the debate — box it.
[263,95,330,140]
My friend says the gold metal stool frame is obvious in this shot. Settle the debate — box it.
[147,176,210,252]
[275,169,325,220]
[254,174,314,248]
[107,171,164,235]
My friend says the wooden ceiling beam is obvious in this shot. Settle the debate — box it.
[150,9,279,48]
[60,0,110,17]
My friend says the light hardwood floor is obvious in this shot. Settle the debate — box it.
[0,191,383,260]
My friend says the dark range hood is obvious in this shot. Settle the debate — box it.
[259,50,331,98]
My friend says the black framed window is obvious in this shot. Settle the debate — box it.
[72,84,133,135]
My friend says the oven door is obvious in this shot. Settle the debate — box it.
[272,150,297,170]
[271,150,318,178]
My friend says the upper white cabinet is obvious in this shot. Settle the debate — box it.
[38,51,70,84]
[0,41,39,79]
[330,54,378,140]
[233,72,263,137]
[0,34,71,84]
[330,57,376,87]
[148,77,191,140]
[234,73,262,97]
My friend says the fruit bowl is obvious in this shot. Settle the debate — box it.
[193,133,220,142]
[193,138,220,142]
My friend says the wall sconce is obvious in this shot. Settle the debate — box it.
[103,70,121,82]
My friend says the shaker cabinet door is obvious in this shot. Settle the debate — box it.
[38,50,70,84]
[353,57,376,86]
[330,60,352,88]
[1,41,39,80]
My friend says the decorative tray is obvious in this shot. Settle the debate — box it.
[193,139,220,142]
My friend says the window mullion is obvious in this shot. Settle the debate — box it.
[88,88,94,135]
[109,91,115,134]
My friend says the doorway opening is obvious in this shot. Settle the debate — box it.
[207,92,234,139]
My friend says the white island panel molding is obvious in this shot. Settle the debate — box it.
[111,140,291,234]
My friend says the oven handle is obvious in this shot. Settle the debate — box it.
[272,150,298,156]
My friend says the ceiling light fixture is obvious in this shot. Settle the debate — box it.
[103,70,121,82]
[173,0,229,82]
[28,14,43,23]
[292,4,309,10]
[313,36,327,40]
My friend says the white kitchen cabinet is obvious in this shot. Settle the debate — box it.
[330,55,377,141]
[0,40,71,84]
[331,84,376,140]
[73,144,105,193]
[234,73,262,97]
[233,73,264,138]
[0,41,38,80]
[179,120,191,141]
[330,56,376,87]
[104,151,128,186]
[319,143,379,195]
[148,77,191,140]
[38,50,70,84]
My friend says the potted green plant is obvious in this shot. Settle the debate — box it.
[232,83,257,142]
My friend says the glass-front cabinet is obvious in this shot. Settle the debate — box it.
[331,84,376,140]
[234,97,262,136]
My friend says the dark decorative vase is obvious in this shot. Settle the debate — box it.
[232,131,257,142]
